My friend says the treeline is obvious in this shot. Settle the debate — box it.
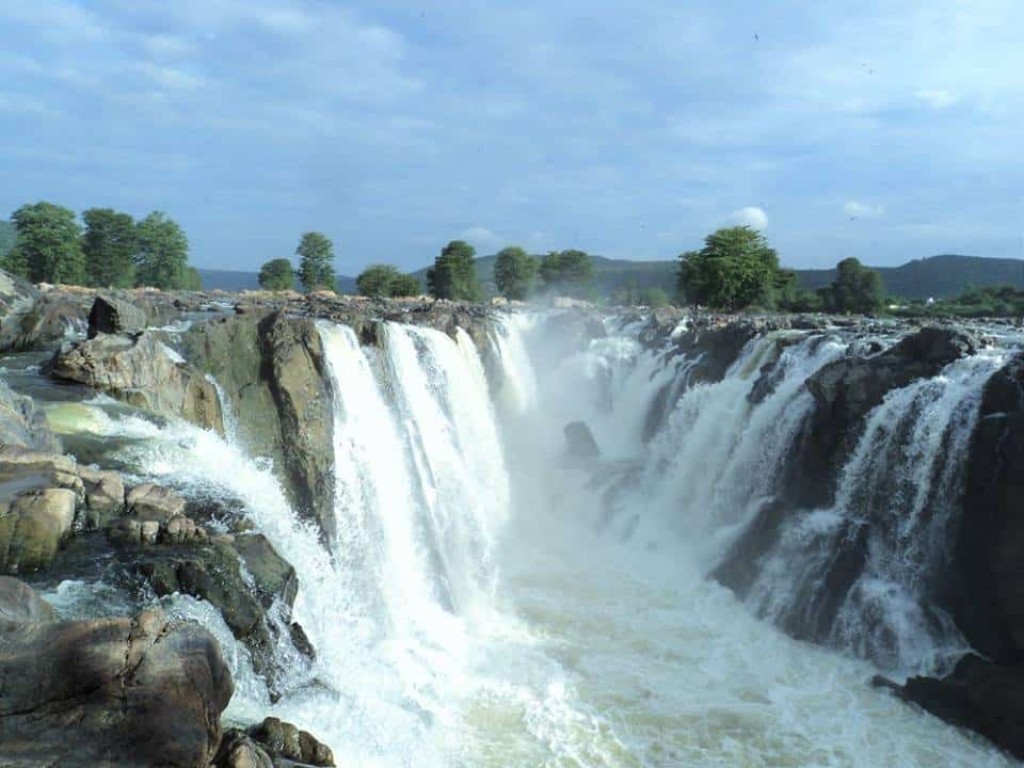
[2,202,199,290]
[676,226,885,313]
[892,284,1024,318]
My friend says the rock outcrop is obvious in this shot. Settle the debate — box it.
[217,718,335,768]
[183,312,336,541]
[88,293,148,337]
[49,330,223,433]
[0,577,233,767]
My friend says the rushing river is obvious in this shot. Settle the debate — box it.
[11,313,1018,767]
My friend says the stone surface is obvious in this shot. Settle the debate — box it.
[49,330,223,433]
[563,420,601,459]
[77,464,126,528]
[0,382,62,454]
[127,482,187,522]
[248,717,335,767]
[88,294,148,338]
[0,488,77,574]
[0,580,233,767]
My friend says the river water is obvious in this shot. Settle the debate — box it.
[10,313,1017,767]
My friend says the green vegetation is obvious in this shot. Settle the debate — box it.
[356,264,422,298]
[8,202,86,285]
[258,258,296,291]
[677,226,780,310]
[297,232,336,292]
[0,220,15,261]
[894,284,1024,318]
[134,212,190,290]
[82,208,137,288]
[494,246,538,300]
[820,257,885,314]
[539,249,593,297]
[427,240,482,301]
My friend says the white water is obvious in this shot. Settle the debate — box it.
[42,312,1017,766]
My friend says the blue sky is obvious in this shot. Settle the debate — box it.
[1,1,1022,274]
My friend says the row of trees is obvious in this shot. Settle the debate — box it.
[677,226,885,313]
[257,232,339,292]
[3,202,198,290]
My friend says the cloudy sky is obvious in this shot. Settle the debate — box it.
[1,1,1021,274]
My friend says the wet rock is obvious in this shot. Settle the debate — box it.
[234,532,299,609]
[0,579,233,767]
[248,717,335,767]
[895,655,1024,760]
[952,352,1024,663]
[0,380,62,454]
[76,464,125,528]
[216,732,275,768]
[0,488,77,574]
[564,421,600,459]
[48,330,223,433]
[127,482,188,522]
[88,294,147,338]
[0,446,82,496]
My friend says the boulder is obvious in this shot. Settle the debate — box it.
[248,717,335,767]
[0,445,82,496]
[0,274,92,353]
[892,655,1024,760]
[0,488,77,574]
[0,579,233,767]
[127,482,187,522]
[88,294,147,338]
[48,331,223,433]
[77,464,125,528]
[0,380,62,454]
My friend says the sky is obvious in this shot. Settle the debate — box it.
[1,0,1022,275]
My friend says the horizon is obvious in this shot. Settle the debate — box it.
[2,2,1022,274]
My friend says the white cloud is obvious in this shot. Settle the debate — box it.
[729,206,768,230]
[844,200,886,219]
[460,226,503,252]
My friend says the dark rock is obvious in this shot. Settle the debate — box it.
[0,379,62,454]
[0,578,233,767]
[249,717,335,767]
[564,421,600,459]
[951,353,1024,663]
[899,655,1024,760]
[88,294,147,338]
[234,532,299,609]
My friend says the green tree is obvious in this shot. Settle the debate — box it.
[389,272,422,297]
[296,232,336,292]
[494,246,538,300]
[181,266,202,291]
[677,226,780,310]
[134,212,189,289]
[82,208,137,288]
[539,249,593,297]
[258,258,296,291]
[9,202,85,284]
[426,240,482,301]
[821,257,885,314]
[357,264,400,297]
[638,286,670,308]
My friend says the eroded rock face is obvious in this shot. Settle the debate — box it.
[0,488,77,573]
[0,577,233,767]
[0,379,62,454]
[48,331,223,433]
[183,312,336,541]
[951,352,1024,664]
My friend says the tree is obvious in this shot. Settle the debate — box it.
[821,257,884,314]
[539,249,593,297]
[82,208,137,288]
[258,258,296,291]
[181,266,202,291]
[677,226,780,310]
[296,232,335,292]
[9,202,85,284]
[135,211,189,289]
[426,240,482,301]
[357,264,400,298]
[389,272,422,297]
[494,246,538,300]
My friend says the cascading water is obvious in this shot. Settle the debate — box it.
[32,310,1020,766]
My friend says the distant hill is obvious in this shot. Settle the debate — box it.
[0,220,15,259]
[197,269,357,294]
[796,254,1024,300]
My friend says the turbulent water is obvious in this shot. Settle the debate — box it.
[32,313,1023,766]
